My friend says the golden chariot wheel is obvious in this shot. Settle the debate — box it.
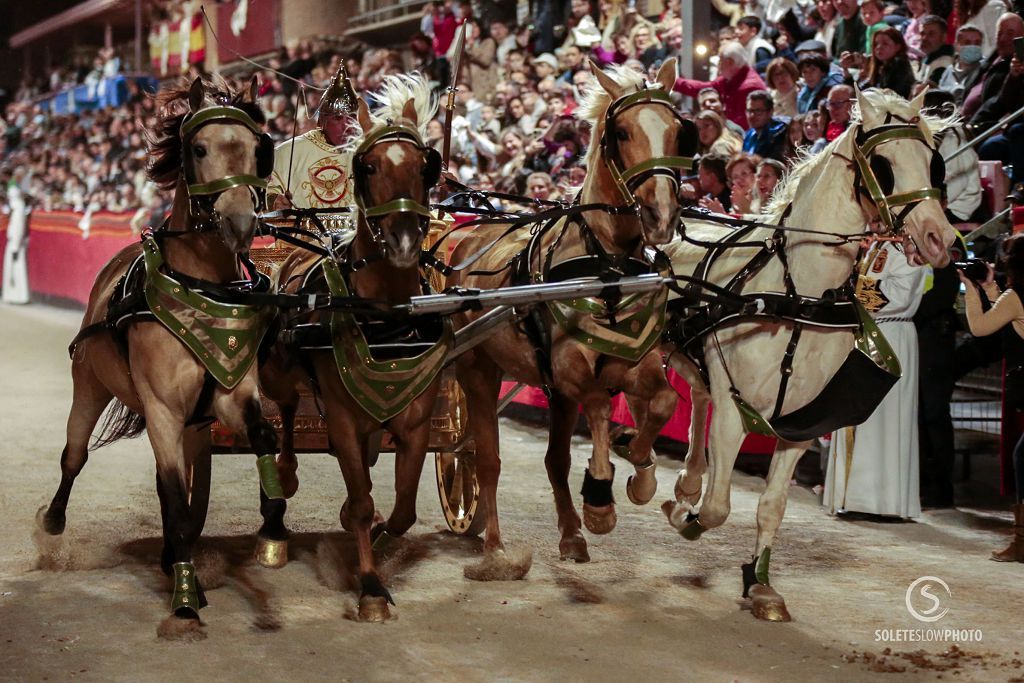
[434,376,485,536]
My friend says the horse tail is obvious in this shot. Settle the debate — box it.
[90,400,146,450]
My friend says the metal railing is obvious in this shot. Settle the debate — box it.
[349,0,430,29]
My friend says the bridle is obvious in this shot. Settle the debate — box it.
[849,118,945,236]
[600,87,696,209]
[351,123,441,256]
[180,104,274,229]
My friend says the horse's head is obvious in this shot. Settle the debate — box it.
[587,58,698,246]
[351,86,440,269]
[849,88,955,267]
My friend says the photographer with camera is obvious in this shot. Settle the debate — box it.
[960,233,1024,563]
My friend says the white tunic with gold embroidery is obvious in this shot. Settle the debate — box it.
[268,130,355,210]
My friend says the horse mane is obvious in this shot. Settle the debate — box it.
[764,88,955,218]
[577,65,647,169]
[368,73,439,143]
[145,75,267,191]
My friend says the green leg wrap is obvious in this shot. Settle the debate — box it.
[256,454,285,500]
[754,546,771,586]
[171,562,201,613]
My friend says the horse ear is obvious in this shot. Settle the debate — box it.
[188,77,205,112]
[909,87,928,113]
[401,97,418,126]
[654,57,677,92]
[589,59,625,100]
[247,74,259,104]
[855,85,880,128]
[357,97,373,133]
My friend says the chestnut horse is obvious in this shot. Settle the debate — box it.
[258,75,443,621]
[37,77,282,637]
[447,60,698,576]
[660,88,956,620]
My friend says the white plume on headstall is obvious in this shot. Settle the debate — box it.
[577,65,647,169]
[369,73,438,140]
[765,88,955,218]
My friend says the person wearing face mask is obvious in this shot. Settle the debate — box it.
[971,13,1024,186]
[938,24,986,105]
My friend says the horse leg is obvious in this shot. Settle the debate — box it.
[156,425,212,575]
[40,361,113,536]
[546,391,588,562]
[459,352,532,581]
[381,424,430,541]
[145,408,208,639]
[275,395,300,499]
[662,356,710,524]
[665,393,745,539]
[580,391,616,535]
[744,441,809,622]
[622,373,677,506]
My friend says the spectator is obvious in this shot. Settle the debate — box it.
[697,87,748,137]
[465,19,499,97]
[755,158,786,208]
[902,0,933,53]
[956,0,1012,55]
[858,27,918,98]
[810,83,854,152]
[490,18,517,66]
[766,57,800,117]
[833,0,867,59]
[526,171,558,201]
[812,0,839,53]
[972,13,1024,185]
[726,152,761,214]
[859,0,890,53]
[742,90,790,162]
[694,153,733,212]
[916,15,956,88]
[937,23,986,104]
[695,110,744,157]
[735,15,777,73]
[797,52,842,113]
[674,41,768,130]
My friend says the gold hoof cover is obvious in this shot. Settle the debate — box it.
[255,538,288,569]
[358,596,391,623]
[749,584,792,622]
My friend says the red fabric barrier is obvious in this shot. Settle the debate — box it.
[1,211,138,306]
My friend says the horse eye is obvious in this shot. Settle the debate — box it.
[616,129,629,141]
[364,163,376,175]
[193,145,207,159]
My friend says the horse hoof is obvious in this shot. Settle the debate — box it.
[749,584,792,622]
[36,505,65,536]
[674,471,702,506]
[583,503,617,534]
[278,467,298,500]
[464,547,533,581]
[626,466,657,506]
[157,614,207,641]
[255,537,288,569]
[559,533,591,563]
[357,596,392,623]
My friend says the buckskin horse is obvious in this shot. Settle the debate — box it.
[37,76,282,638]
[257,74,444,621]
[446,60,698,577]
[660,88,956,621]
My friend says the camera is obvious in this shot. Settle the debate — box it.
[954,258,989,282]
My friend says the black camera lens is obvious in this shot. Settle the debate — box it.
[954,258,989,282]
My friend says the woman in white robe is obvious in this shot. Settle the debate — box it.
[2,178,30,305]
[824,240,926,519]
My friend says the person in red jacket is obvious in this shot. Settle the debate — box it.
[673,41,768,130]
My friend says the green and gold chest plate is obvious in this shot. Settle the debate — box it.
[320,259,452,422]
[543,265,669,363]
[142,237,273,389]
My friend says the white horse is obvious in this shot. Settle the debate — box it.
[660,88,956,621]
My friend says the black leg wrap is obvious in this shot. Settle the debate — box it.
[581,465,615,507]
[360,573,395,605]
[370,522,387,543]
[741,555,758,599]
[258,488,289,541]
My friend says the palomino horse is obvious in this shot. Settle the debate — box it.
[660,88,956,620]
[448,60,698,575]
[258,75,443,621]
[38,77,282,637]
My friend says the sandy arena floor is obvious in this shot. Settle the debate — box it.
[1,302,1022,682]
